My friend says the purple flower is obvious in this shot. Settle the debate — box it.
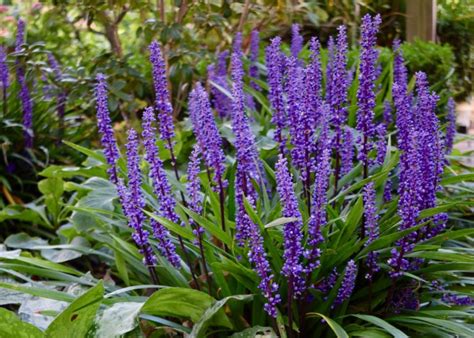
[442,293,473,306]
[356,14,381,167]
[232,35,280,315]
[413,72,445,240]
[445,97,456,155]
[329,26,349,136]
[389,80,421,277]
[315,268,338,299]
[305,106,332,273]
[390,285,419,313]
[95,74,120,185]
[265,37,287,154]
[305,37,323,126]
[374,123,387,166]
[333,260,358,307]
[340,127,354,176]
[15,19,25,53]
[231,32,261,213]
[325,37,335,103]
[47,53,67,128]
[0,46,8,94]
[138,117,182,267]
[363,182,380,280]
[247,216,281,317]
[393,39,408,92]
[249,29,260,91]
[286,55,310,179]
[291,24,303,59]
[209,50,232,117]
[141,107,179,225]
[15,19,33,148]
[186,144,204,240]
[383,176,392,203]
[149,40,175,148]
[275,155,305,297]
[189,83,226,187]
[383,100,393,126]
[123,129,157,267]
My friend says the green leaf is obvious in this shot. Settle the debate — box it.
[307,313,349,338]
[441,173,474,185]
[388,316,474,337]
[190,295,252,337]
[63,141,105,162]
[0,308,44,338]
[96,302,143,338]
[0,282,75,303]
[264,217,298,229]
[45,281,104,337]
[230,326,278,338]
[350,314,408,338]
[141,287,228,327]
[5,233,48,249]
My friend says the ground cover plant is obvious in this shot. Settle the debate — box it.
[0,10,473,338]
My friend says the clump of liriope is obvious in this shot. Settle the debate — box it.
[94,13,460,335]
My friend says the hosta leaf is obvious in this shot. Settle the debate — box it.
[45,281,104,336]
[0,308,44,338]
[141,287,228,327]
[230,326,278,338]
[95,302,143,338]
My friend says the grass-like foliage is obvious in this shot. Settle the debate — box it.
[0,14,472,338]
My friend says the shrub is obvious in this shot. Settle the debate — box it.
[0,13,471,338]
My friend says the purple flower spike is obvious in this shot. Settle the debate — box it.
[340,127,354,176]
[209,50,232,117]
[325,36,335,103]
[124,129,157,267]
[315,268,338,299]
[265,37,287,154]
[0,46,8,95]
[15,19,33,148]
[95,74,120,185]
[231,31,261,209]
[15,19,25,52]
[248,218,281,317]
[149,40,175,148]
[189,83,226,187]
[275,155,305,298]
[291,24,303,59]
[356,14,381,167]
[186,144,204,240]
[383,100,393,126]
[445,97,456,155]
[141,107,179,225]
[306,106,332,274]
[305,37,323,125]
[363,182,380,280]
[333,260,358,307]
[286,56,308,177]
[249,29,260,91]
[232,34,279,315]
[329,25,349,136]
[383,176,392,203]
[47,53,67,128]
[139,115,182,267]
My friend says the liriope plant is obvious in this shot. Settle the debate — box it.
[0,14,472,338]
